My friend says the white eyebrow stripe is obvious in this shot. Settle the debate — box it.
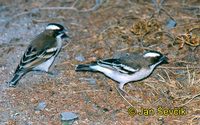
[46,47,57,53]
[46,25,60,30]
[143,52,160,57]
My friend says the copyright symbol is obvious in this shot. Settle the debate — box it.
[128,107,137,117]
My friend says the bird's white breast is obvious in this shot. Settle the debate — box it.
[93,65,155,84]
[55,34,63,52]
[33,56,55,72]
[110,68,153,83]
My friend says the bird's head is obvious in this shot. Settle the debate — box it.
[46,23,70,40]
[143,50,168,66]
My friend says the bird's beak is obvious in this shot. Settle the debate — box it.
[161,56,169,64]
[61,29,71,41]
[64,30,70,38]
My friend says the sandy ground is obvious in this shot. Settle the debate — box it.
[0,0,200,124]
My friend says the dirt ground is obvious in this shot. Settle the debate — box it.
[0,0,200,125]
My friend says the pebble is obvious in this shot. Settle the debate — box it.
[79,77,96,85]
[35,101,46,111]
[175,70,186,74]
[166,18,177,29]
[75,54,85,62]
[31,8,40,15]
[60,112,78,122]
[87,78,96,85]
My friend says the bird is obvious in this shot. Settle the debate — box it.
[8,23,70,87]
[75,50,168,93]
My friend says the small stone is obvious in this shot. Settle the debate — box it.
[175,70,186,75]
[11,112,20,119]
[31,8,40,17]
[87,78,96,85]
[79,77,96,85]
[166,18,176,29]
[60,112,78,122]
[35,101,46,111]
[103,108,109,112]
[75,54,85,62]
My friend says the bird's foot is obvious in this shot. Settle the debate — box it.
[118,83,129,96]
[46,71,55,76]
[116,87,128,96]
[46,71,60,78]
[8,83,17,87]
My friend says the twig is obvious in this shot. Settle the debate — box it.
[180,93,200,106]
[164,69,171,83]
[11,11,31,19]
[160,8,176,21]
[151,0,175,22]
[73,89,105,94]
[187,65,191,85]
[39,7,78,11]
[191,71,195,86]
[39,0,103,12]
[143,83,159,95]
[176,81,184,88]
[62,39,71,49]
[116,46,156,52]
[174,21,200,28]
[154,31,176,44]
[115,86,134,107]
[81,0,103,12]
[71,0,79,7]
[99,24,119,35]
[181,6,200,14]
[157,73,166,82]
[152,98,162,105]
[32,19,49,23]
[159,66,200,70]
[0,42,29,47]
[159,89,173,107]
[152,0,165,13]
[189,115,200,125]
[2,11,31,24]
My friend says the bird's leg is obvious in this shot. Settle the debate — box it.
[116,85,134,107]
[118,83,129,95]
[45,71,55,76]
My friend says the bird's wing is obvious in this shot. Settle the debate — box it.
[15,39,58,73]
[97,58,140,74]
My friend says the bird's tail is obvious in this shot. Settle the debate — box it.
[75,64,97,72]
[8,73,24,87]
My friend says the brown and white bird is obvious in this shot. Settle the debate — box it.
[8,23,69,87]
[75,51,168,92]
